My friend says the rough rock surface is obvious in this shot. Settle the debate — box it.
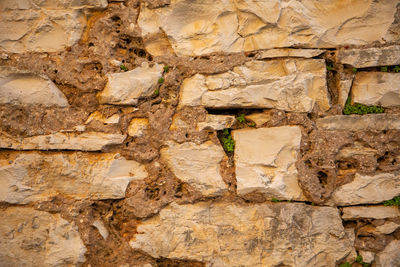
[128,118,149,138]
[337,45,400,68]
[0,67,69,107]
[0,152,148,204]
[196,114,236,131]
[98,62,163,105]
[255,48,325,59]
[233,126,305,200]
[352,72,400,107]
[316,114,400,131]
[0,132,126,151]
[160,141,227,196]
[0,0,107,53]
[375,240,400,267]
[180,59,329,112]
[138,0,400,56]
[342,206,400,220]
[332,173,400,205]
[0,207,86,267]
[130,202,354,267]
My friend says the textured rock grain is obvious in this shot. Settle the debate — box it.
[316,114,400,131]
[337,45,400,68]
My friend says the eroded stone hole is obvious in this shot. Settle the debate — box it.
[317,171,328,186]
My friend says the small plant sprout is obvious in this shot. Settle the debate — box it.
[343,96,384,115]
[380,66,388,72]
[163,65,169,73]
[271,198,281,203]
[153,89,159,97]
[158,77,165,84]
[393,65,400,73]
[339,262,351,267]
[120,64,128,71]
[326,63,334,71]
[383,196,400,206]
[236,114,246,123]
[352,67,357,73]
[221,129,235,153]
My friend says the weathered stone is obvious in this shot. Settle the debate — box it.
[359,251,375,264]
[85,111,120,124]
[255,48,325,59]
[332,173,400,205]
[138,0,399,56]
[0,132,126,151]
[244,110,285,127]
[316,114,400,131]
[375,240,400,267]
[0,207,86,266]
[342,206,400,220]
[337,142,378,158]
[180,59,329,112]
[337,76,354,107]
[97,62,163,105]
[352,72,400,107]
[375,221,400,235]
[128,118,149,138]
[232,126,305,200]
[337,45,400,68]
[0,152,148,204]
[160,141,227,196]
[0,0,107,53]
[92,220,109,240]
[0,67,69,107]
[130,202,354,267]
[196,114,236,131]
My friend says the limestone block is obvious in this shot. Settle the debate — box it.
[130,202,354,267]
[316,114,400,131]
[180,59,329,112]
[196,114,236,131]
[0,207,86,267]
[98,62,163,105]
[0,132,126,151]
[375,240,400,267]
[256,48,325,59]
[160,141,227,196]
[337,45,400,68]
[232,126,305,200]
[85,111,120,124]
[0,152,148,204]
[375,222,400,235]
[332,173,400,205]
[342,206,400,220]
[128,118,149,138]
[352,72,400,107]
[359,251,375,264]
[0,67,69,107]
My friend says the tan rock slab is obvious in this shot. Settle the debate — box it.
[196,114,236,131]
[160,141,227,196]
[352,72,400,107]
[85,111,120,124]
[0,152,148,204]
[0,0,107,53]
[0,67,69,107]
[332,173,400,205]
[337,76,354,107]
[375,240,400,267]
[375,222,400,235]
[342,206,400,220]
[138,0,399,56]
[0,207,86,267]
[256,48,325,59]
[316,114,400,131]
[232,126,305,200]
[180,59,329,112]
[359,251,375,264]
[98,62,163,105]
[130,202,354,267]
[0,132,126,151]
[128,118,149,138]
[337,45,400,68]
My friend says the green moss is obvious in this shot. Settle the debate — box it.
[339,262,351,267]
[153,89,159,97]
[158,77,165,84]
[343,96,384,115]
[163,65,169,73]
[120,64,128,71]
[326,63,334,71]
[352,67,357,73]
[271,198,281,203]
[383,196,400,206]
[236,114,246,123]
[221,129,235,152]
[380,66,388,72]
[393,65,400,73]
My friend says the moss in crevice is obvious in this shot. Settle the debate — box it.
[343,96,384,115]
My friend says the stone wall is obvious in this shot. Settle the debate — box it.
[1,1,400,266]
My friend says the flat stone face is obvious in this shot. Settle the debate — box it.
[256,48,325,59]
[180,59,329,112]
[130,202,354,267]
[332,173,400,205]
[342,206,400,220]
[196,114,236,131]
[128,118,149,137]
[0,132,126,151]
[160,141,227,196]
[316,114,400,131]
[0,67,69,107]
[138,0,399,56]
[352,72,400,107]
[98,62,163,105]
[0,0,107,53]
[233,126,305,200]
[337,45,400,68]
[375,240,400,267]
[0,152,148,204]
[0,207,86,267]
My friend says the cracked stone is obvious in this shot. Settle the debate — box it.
[316,114,400,131]
[337,45,400,68]
[375,240,400,267]
[342,206,400,220]
[196,114,236,131]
